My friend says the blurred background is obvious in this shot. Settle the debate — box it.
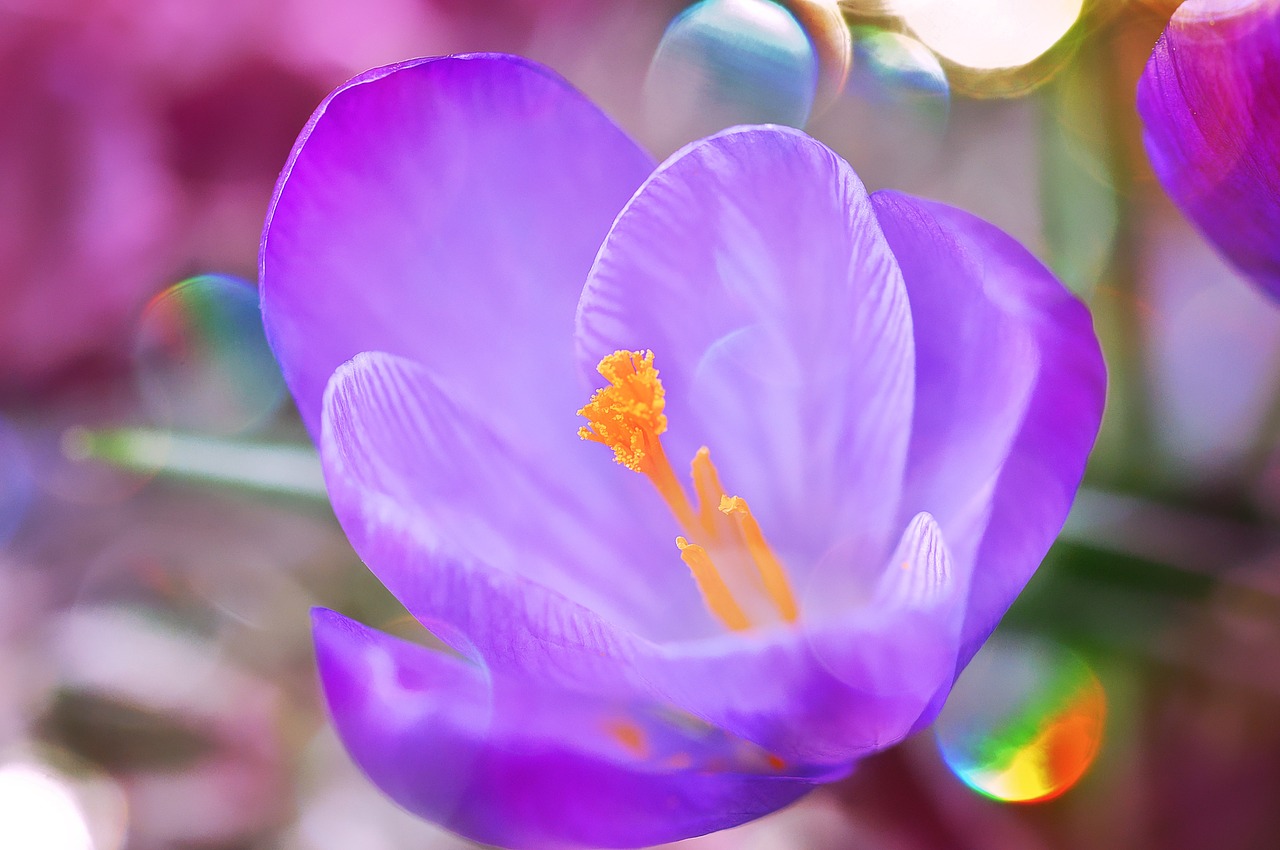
[3,0,1279,847]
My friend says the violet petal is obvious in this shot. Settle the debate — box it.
[575,126,915,574]
[1137,0,1280,295]
[321,351,715,646]
[872,191,1106,666]
[313,608,816,850]
[260,54,655,447]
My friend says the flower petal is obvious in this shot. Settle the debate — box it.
[871,191,1105,665]
[636,512,968,765]
[313,608,817,850]
[260,53,655,449]
[575,126,915,575]
[1137,0,1280,295]
[320,348,716,645]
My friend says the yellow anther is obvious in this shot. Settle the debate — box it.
[719,496,799,623]
[676,537,751,632]
[577,350,667,473]
[578,350,698,531]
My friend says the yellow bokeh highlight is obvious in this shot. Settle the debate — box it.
[890,0,1084,70]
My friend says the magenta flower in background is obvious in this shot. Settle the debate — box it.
[260,54,1105,848]
[1137,0,1280,297]
[0,0,676,393]
[0,0,338,392]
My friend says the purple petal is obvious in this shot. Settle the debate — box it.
[313,608,816,849]
[321,350,715,648]
[260,53,655,449]
[871,191,1106,665]
[575,126,915,575]
[1137,0,1280,295]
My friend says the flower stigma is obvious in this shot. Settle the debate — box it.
[577,350,800,630]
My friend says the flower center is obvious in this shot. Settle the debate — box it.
[577,350,799,631]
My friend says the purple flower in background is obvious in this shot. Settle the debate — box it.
[260,54,1105,848]
[1137,0,1280,297]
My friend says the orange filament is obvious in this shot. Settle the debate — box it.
[676,537,752,631]
[719,496,799,623]
[578,349,800,631]
[691,446,734,543]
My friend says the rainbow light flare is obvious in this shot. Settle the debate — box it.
[934,635,1105,803]
[133,274,285,435]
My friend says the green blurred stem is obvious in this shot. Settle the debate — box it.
[1100,22,1159,489]
[64,427,328,501]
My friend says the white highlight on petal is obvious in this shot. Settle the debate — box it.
[875,512,954,610]
[890,0,1083,70]
[1176,0,1264,23]
[0,763,94,850]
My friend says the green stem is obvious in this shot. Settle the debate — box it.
[64,427,328,502]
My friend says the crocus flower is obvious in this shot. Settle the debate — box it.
[1137,0,1280,297]
[260,54,1105,848]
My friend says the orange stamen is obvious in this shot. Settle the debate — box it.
[578,349,801,631]
[676,537,751,631]
[578,350,698,531]
[720,495,799,623]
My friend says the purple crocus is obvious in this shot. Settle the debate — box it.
[1138,0,1280,296]
[260,54,1105,848]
